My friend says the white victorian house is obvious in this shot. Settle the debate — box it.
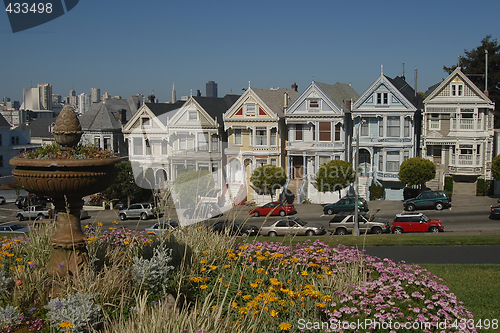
[284,81,358,203]
[352,72,421,200]
[422,67,494,194]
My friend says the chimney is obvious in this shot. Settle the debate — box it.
[345,100,352,111]
[291,82,298,92]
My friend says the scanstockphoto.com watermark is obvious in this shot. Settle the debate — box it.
[297,318,500,331]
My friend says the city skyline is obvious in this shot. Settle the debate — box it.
[1,0,498,104]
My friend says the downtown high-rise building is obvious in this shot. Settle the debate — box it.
[91,88,100,103]
[37,83,52,110]
[69,89,77,107]
[206,81,218,98]
[78,93,91,114]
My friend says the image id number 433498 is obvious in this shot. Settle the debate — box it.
[6,3,53,14]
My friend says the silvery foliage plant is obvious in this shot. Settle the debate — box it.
[0,270,11,294]
[0,305,22,328]
[131,246,174,294]
[44,292,101,333]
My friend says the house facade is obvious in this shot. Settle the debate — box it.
[284,81,358,203]
[352,73,421,200]
[224,87,299,204]
[421,67,495,193]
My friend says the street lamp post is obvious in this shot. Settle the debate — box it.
[353,119,365,237]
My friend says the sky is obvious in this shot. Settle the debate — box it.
[1,0,498,103]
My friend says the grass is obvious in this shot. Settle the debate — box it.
[421,264,500,333]
[244,234,500,247]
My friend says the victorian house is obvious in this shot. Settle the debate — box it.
[422,67,494,194]
[352,71,421,200]
[284,81,358,203]
[223,86,299,204]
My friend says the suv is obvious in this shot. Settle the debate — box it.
[119,203,156,220]
[323,197,369,215]
[403,190,451,211]
[328,211,390,235]
[392,213,444,234]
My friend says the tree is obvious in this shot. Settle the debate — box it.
[173,169,215,207]
[398,157,436,187]
[250,165,287,201]
[313,160,355,195]
[492,155,500,180]
[444,35,500,126]
[102,161,150,205]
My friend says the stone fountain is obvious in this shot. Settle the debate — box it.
[10,106,120,276]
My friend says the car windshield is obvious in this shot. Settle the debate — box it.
[422,215,430,222]
[294,218,307,226]
[10,224,23,231]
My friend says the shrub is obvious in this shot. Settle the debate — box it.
[445,176,454,196]
[476,178,487,196]
[131,246,174,295]
[0,305,22,329]
[369,182,384,200]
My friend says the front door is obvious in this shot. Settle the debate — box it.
[292,156,304,179]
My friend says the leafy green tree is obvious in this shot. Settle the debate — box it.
[314,160,355,195]
[102,161,150,205]
[173,169,215,207]
[444,35,500,126]
[492,154,500,180]
[250,165,287,201]
[398,157,436,187]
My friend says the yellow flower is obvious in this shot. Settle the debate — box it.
[15,258,22,262]
[209,265,217,270]
[125,232,131,235]
[231,302,238,308]
[59,321,72,329]
[97,222,103,227]
[237,290,243,296]
[109,227,115,231]
[301,271,308,276]
[279,322,291,331]
[203,250,209,255]
[200,285,208,290]
[243,295,252,301]
[225,283,230,288]
[113,221,118,225]
[123,241,130,245]
[270,310,279,317]
[84,224,90,229]
[250,283,258,288]
[224,264,231,269]
[201,267,206,272]
[200,259,207,264]
[316,303,326,308]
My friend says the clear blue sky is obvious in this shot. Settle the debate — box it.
[1,0,498,103]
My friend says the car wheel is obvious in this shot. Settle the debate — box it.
[241,231,249,237]
[120,213,127,221]
[141,213,148,220]
[393,227,404,234]
[429,226,439,233]
[371,226,382,235]
[279,210,286,217]
[17,214,24,221]
[435,202,444,210]
[335,228,347,236]
[305,230,315,237]
[327,208,334,215]
[268,231,277,237]
[253,211,260,217]
[37,214,44,220]
[406,203,416,211]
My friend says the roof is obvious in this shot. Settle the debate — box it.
[251,88,300,117]
[315,82,359,111]
[145,100,186,118]
[425,82,441,98]
[79,95,142,131]
[385,75,423,109]
[0,113,11,128]
[18,117,56,138]
[193,94,240,120]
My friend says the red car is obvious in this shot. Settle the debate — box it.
[392,213,444,234]
[249,201,296,217]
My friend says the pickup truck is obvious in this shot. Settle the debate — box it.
[16,205,52,221]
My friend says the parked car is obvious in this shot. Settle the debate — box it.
[114,202,128,210]
[490,203,500,219]
[15,194,50,209]
[16,205,52,221]
[144,220,179,234]
[119,203,156,220]
[0,196,5,205]
[183,203,223,220]
[211,221,259,237]
[0,223,29,233]
[328,211,391,235]
[249,201,296,217]
[323,197,369,215]
[403,190,451,211]
[259,217,326,237]
[392,213,444,234]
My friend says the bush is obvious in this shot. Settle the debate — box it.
[369,182,384,200]
[445,176,454,197]
[476,178,492,196]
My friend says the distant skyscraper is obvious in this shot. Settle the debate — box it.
[69,90,77,107]
[78,93,91,114]
[37,83,52,110]
[206,81,217,98]
[22,87,40,110]
[52,94,62,104]
[172,82,176,103]
[91,88,101,103]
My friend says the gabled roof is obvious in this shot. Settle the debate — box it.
[145,100,186,119]
[316,82,359,111]
[251,87,300,117]
[192,94,240,121]
[0,113,10,128]
[80,95,142,131]
[385,76,423,109]
[18,117,56,138]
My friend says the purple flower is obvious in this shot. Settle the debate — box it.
[29,262,36,268]
[58,263,64,268]
[29,307,36,312]
[55,301,62,308]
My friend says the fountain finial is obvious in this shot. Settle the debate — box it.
[52,105,83,147]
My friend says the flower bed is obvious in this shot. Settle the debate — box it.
[0,226,477,333]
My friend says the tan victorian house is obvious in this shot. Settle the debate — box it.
[422,67,495,193]
[223,86,299,204]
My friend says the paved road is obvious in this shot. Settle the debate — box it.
[361,246,500,264]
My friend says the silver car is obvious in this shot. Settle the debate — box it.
[259,217,326,237]
[0,223,29,233]
[328,211,390,235]
[119,203,156,220]
[144,220,179,234]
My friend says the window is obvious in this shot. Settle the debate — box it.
[404,118,411,137]
[378,118,384,137]
[212,163,218,182]
[198,132,208,151]
[188,111,198,121]
[141,117,151,127]
[245,103,256,116]
[270,128,277,146]
[233,129,242,145]
[335,123,342,141]
[256,159,267,167]
[15,137,19,144]
[0,134,2,146]
[386,151,400,172]
[387,116,400,137]
[256,127,267,146]
[211,135,218,151]
[360,120,368,136]
[249,129,253,146]
[378,153,383,172]
[145,139,152,155]
[403,150,410,161]
[179,137,186,150]
[162,140,168,154]
[295,124,303,141]
[308,99,319,109]
[104,137,111,150]
[11,137,15,145]
[311,124,315,141]
[429,114,440,130]
[94,137,100,147]
[133,137,143,155]
[319,122,331,141]
[377,93,388,105]
[451,83,463,96]
[270,159,277,166]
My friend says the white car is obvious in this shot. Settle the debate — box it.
[144,220,179,234]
